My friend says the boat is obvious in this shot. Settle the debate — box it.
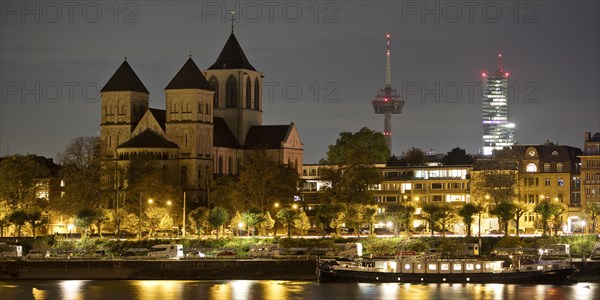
[317,251,578,284]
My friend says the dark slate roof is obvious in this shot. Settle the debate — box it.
[244,125,291,149]
[213,117,240,148]
[165,58,213,90]
[513,145,582,162]
[149,108,166,131]
[589,133,600,142]
[117,129,178,149]
[101,60,149,93]
[208,33,256,71]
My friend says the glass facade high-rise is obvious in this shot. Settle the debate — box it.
[482,53,515,155]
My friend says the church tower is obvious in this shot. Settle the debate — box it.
[204,32,263,146]
[165,57,215,204]
[100,59,149,159]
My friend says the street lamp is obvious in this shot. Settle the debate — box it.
[67,224,74,239]
[238,222,244,236]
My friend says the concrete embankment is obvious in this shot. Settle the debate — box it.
[2,260,598,282]
[0,259,317,280]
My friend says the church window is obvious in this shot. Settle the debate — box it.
[246,77,252,109]
[226,75,238,108]
[228,157,233,175]
[198,102,203,114]
[254,79,260,110]
[209,76,219,108]
[218,156,223,174]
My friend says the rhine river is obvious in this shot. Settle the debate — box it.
[1,281,598,300]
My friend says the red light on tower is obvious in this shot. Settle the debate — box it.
[386,34,390,38]
[482,72,487,77]
[505,72,509,76]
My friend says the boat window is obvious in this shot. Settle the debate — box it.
[453,264,462,271]
[416,264,423,270]
[428,263,437,270]
[440,263,449,271]
[476,264,481,270]
[466,264,474,270]
[405,264,411,270]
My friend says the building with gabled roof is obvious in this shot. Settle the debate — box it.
[100,32,303,207]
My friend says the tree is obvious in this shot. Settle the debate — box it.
[24,210,44,238]
[551,203,567,236]
[259,211,276,236]
[75,208,99,237]
[458,203,480,237]
[242,208,265,236]
[320,128,387,208]
[584,201,600,233]
[322,127,390,165]
[343,204,364,236]
[490,201,516,236]
[276,208,297,238]
[8,209,29,237]
[442,147,474,165]
[222,149,298,213]
[385,203,415,235]
[534,200,560,236]
[95,209,109,237]
[361,205,379,235]
[315,203,342,234]
[145,206,173,237]
[512,202,528,237]
[0,155,50,209]
[421,202,454,237]
[208,207,229,238]
[55,137,102,215]
[294,211,311,236]
[400,147,426,166]
[188,207,210,237]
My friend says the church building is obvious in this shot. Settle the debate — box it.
[99,32,303,206]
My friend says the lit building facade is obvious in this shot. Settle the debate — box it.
[581,132,600,232]
[482,54,515,155]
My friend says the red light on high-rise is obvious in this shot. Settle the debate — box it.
[482,73,487,77]
[505,72,509,76]
[386,34,390,38]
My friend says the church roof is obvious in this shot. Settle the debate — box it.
[244,125,292,149]
[117,129,178,149]
[213,117,240,148]
[208,33,256,71]
[165,58,213,90]
[101,60,149,93]
[589,133,600,142]
[149,108,166,131]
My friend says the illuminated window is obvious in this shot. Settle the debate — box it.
[526,163,537,172]
[405,264,411,270]
[557,163,564,172]
[440,263,449,271]
[428,263,437,270]
[543,163,550,172]
[557,178,564,187]
[466,264,474,271]
[453,264,462,271]
[476,264,481,270]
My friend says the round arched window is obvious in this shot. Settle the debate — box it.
[526,163,537,172]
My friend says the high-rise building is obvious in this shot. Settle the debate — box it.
[482,53,515,155]
[372,34,405,154]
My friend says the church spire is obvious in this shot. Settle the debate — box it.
[208,32,256,71]
[101,60,149,93]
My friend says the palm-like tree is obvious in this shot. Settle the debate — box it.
[8,210,29,237]
[490,201,516,236]
[208,207,229,238]
[458,203,480,237]
[534,200,560,236]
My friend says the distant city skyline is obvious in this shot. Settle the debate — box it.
[1,1,598,163]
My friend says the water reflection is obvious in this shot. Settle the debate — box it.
[0,280,597,300]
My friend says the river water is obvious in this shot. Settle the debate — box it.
[1,280,598,300]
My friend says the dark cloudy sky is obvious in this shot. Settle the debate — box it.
[1,1,599,163]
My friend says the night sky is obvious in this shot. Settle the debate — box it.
[1,1,599,163]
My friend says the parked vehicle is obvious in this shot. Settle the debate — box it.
[248,244,280,258]
[0,243,22,258]
[26,249,50,259]
[122,248,149,257]
[546,244,570,256]
[327,243,363,259]
[148,244,184,258]
[216,250,236,257]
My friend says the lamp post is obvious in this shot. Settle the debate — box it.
[138,194,142,238]
[182,191,186,238]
